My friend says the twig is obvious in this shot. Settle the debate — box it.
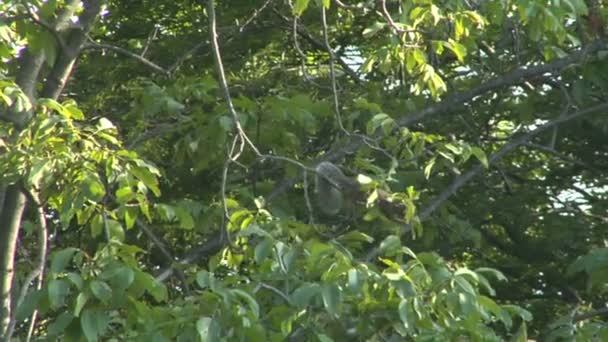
[378,0,424,37]
[320,6,396,158]
[255,282,291,303]
[302,168,315,224]
[272,7,360,83]
[292,13,330,89]
[82,41,170,76]
[136,219,190,294]
[140,25,159,57]
[238,0,274,33]
[320,5,347,133]
[524,142,599,172]
[207,0,260,156]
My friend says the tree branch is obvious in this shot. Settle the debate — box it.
[272,7,361,83]
[364,102,608,261]
[265,39,607,204]
[573,306,608,323]
[82,41,170,76]
[417,102,608,223]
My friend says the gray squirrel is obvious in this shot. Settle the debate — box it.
[314,162,361,215]
[314,161,406,219]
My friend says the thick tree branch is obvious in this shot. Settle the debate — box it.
[417,102,608,223]
[573,307,608,323]
[155,234,224,282]
[41,0,105,99]
[266,39,607,204]
[0,187,27,340]
[396,40,606,127]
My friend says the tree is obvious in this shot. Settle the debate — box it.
[0,0,607,340]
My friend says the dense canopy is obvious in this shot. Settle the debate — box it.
[1,0,607,341]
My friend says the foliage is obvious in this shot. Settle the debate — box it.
[1,0,607,341]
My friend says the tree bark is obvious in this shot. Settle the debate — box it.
[0,187,26,340]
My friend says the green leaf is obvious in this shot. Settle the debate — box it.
[47,312,75,337]
[101,264,135,291]
[63,100,85,120]
[362,22,386,38]
[255,238,273,264]
[131,165,161,196]
[28,159,49,186]
[398,299,411,329]
[81,309,109,342]
[347,269,364,293]
[445,40,467,62]
[48,278,70,309]
[218,115,233,131]
[231,289,260,319]
[503,305,533,321]
[321,283,341,318]
[106,219,125,242]
[378,235,401,255]
[97,117,116,130]
[74,292,89,316]
[124,206,138,229]
[15,289,44,321]
[196,317,221,342]
[84,178,106,202]
[291,283,320,308]
[471,147,488,168]
[510,321,528,342]
[38,98,66,115]
[66,272,84,290]
[90,280,113,302]
[51,247,79,274]
[174,206,195,229]
[454,275,476,295]
[115,186,134,203]
[424,157,436,179]
[293,0,311,16]
[475,267,507,282]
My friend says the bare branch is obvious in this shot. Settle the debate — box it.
[378,0,425,38]
[136,219,190,294]
[524,142,600,172]
[272,7,360,83]
[320,5,347,133]
[155,234,224,282]
[82,41,170,76]
[238,0,274,33]
[573,307,608,323]
[140,26,159,58]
